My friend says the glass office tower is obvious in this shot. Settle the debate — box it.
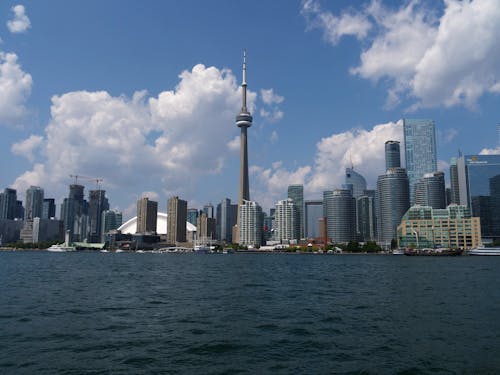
[403,119,437,204]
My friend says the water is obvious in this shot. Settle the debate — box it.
[1,252,499,374]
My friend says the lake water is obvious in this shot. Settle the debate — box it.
[1,252,499,374]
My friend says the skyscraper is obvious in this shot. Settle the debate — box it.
[287,184,304,239]
[60,184,88,241]
[187,208,199,226]
[345,168,367,199]
[377,168,410,245]
[0,188,18,220]
[357,194,376,242]
[275,198,299,243]
[24,186,44,220]
[42,198,56,219]
[136,197,157,234]
[167,196,187,244]
[196,212,216,241]
[236,51,253,242]
[414,171,446,209]
[88,190,109,243]
[239,200,262,247]
[305,200,323,239]
[403,119,437,204]
[449,157,460,204]
[101,210,122,242]
[216,198,238,243]
[385,141,401,170]
[329,189,357,243]
[203,203,214,219]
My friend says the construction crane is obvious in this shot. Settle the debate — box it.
[69,174,104,189]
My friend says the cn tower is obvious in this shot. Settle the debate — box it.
[236,50,252,209]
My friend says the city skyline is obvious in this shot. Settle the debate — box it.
[1,1,500,218]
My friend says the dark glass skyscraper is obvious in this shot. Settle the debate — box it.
[88,190,109,243]
[0,188,17,220]
[345,168,367,199]
[414,171,446,209]
[403,119,437,204]
[449,157,460,204]
[287,184,304,239]
[385,141,401,170]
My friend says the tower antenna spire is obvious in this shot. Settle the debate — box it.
[241,49,248,112]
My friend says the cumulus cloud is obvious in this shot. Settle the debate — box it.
[251,120,403,207]
[301,0,371,44]
[12,64,262,210]
[479,147,500,155]
[303,0,500,109]
[11,134,43,162]
[7,5,31,33]
[261,89,284,105]
[0,51,32,125]
[259,88,284,122]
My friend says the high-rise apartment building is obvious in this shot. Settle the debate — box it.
[403,119,437,204]
[197,212,216,241]
[136,197,158,234]
[167,196,187,244]
[414,171,446,209]
[385,141,401,170]
[101,210,122,242]
[287,184,304,239]
[239,200,262,247]
[203,203,214,219]
[187,208,199,226]
[275,198,299,243]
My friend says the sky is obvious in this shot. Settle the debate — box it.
[1,0,500,219]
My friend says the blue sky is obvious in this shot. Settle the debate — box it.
[1,0,499,218]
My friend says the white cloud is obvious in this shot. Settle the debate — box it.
[11,134,43,162]
[0,51,32,125]
[7,5,31,33]
[303,0,500,109]
[12,64,263,210]
[227,135,240,152]
[479,147,500,155]
[261,88,284,105]
[301,0,371,44]
[441,128,458,143]
[251,120,403,209]
[259,108,284,121]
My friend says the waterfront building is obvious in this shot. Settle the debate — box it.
[60,184,88,242]
[197,212,216,242]
[0,219,23,243]
[275,198,299,243]
[167,196,187,243]
[403,119,437,204]
[357,194,376,242]
[345,168,367,199]
[457,154,500,240]
[25,186,44,220]
[235,51,253,243]
[385,141,401,169]
[42,198,56,219]
[449,157,460,204]
[216,198,237,243]
[187,208,199,226]
[101,210,122,242]
[330,189,357,243]
[377,168,410,245]
[0,188,17,220]
[262,213,273,242]
[305,199,323,239]
[287,184,304,239]
[88,190,109,243]
[239,200,262,247]
[397,205,481,249]
[16,200,24,220]
[32,218,64,243]
[414,171,446,209]
[136,197,158,234]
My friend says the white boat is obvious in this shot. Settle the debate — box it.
[392,249,405,255]
[47,244,76,252]
[467,246,500,256]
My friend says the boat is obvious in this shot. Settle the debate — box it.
[404,248,463,256]
[392,249,405,255]
[467,246,500,256]
[47,243,76,252]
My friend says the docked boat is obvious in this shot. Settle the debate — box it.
[404,248,463,256]
[467,246,500,256]
[392,249,405,255]
[47,244,76,252]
